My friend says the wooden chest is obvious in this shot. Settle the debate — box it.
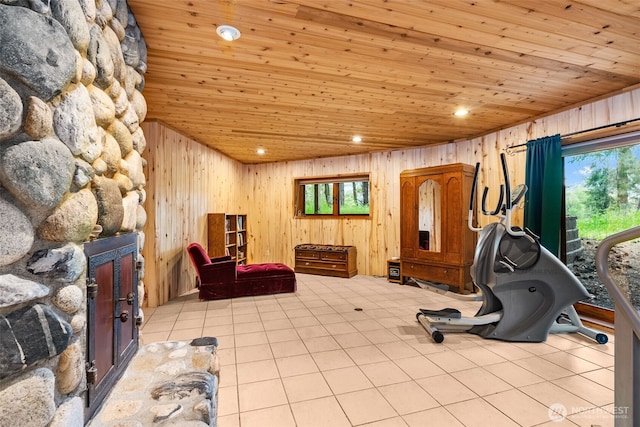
[294,244,357,278]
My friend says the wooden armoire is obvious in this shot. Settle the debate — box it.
[400,163,477,293]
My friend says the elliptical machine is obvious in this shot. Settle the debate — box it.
[416,154,608,345]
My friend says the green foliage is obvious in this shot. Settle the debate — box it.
[566,144,640,239]
[616,146,638,206]
[303,181,370,215]
[584,167,612,213]
[565,185,590,218]
[339,204,370,214]
[304,184,333,214]
[305,201,333,214]
[576,208,640,240]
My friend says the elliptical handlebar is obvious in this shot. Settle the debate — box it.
[468,162,483,232]
[481,185,504,216]
[469,161,507,231]
[469,154,527,236]
[501,152,511,211]
[500,152,526,237]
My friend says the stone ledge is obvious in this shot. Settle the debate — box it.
[88,338,219,427]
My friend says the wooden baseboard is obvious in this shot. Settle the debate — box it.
[576,302,615,333]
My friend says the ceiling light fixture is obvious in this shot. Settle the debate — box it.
[454,109,469,117]
[216,25,241,41]
[352,135,362,143]
[256,148,265,155]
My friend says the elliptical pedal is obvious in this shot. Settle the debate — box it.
[418,308,462,318]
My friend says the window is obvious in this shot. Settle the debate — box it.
[295,175,370,217]
[563,130,640,324]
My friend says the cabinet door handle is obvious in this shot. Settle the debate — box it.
[118,292,134,305]
[86,278,98,299]
[116,310,129,323]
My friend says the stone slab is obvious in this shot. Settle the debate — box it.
[88,338,219,427]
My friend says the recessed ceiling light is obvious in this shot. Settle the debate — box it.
[256,148,265,155]
[454,109,469,117]
[352,135,362,143]
[216,25,241,41]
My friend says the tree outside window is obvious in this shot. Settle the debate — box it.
[296,175,370,217]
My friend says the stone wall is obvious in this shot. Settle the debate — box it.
[0,0,147,425]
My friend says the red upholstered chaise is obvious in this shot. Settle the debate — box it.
[187,242,297,300]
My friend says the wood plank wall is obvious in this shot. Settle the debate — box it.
[142,122,245,307]
[142,88,640,307]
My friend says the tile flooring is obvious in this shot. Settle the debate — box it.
[140,274,618,427]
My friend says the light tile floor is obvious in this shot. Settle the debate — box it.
[141,274,619,427]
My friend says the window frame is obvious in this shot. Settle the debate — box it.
[294,174,371,218]
[562,128,640,330]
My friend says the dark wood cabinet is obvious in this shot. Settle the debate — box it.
[85,233,139,421]
[400,164,476,293]
[295,245,357,278]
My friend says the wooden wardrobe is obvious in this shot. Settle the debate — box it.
[400,163,477,293]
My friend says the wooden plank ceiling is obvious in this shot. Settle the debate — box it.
[127,0,640,164]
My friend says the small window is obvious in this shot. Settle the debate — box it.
[295,175,370,217]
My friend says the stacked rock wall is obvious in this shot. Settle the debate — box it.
[0,0,148,425]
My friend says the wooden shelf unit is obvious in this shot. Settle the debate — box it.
[207,213,248,265]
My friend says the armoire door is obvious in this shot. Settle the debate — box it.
[414,174,445,262]
[400,176,416,258]
[443,171,464,264]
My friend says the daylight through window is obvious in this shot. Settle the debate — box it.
[295,175,370,217]
[563,131,640,316]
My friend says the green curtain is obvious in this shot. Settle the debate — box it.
[524,134,562,256]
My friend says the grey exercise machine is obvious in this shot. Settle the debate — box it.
[416,153,608,344]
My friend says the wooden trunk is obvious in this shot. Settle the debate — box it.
[295,245,357,278]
